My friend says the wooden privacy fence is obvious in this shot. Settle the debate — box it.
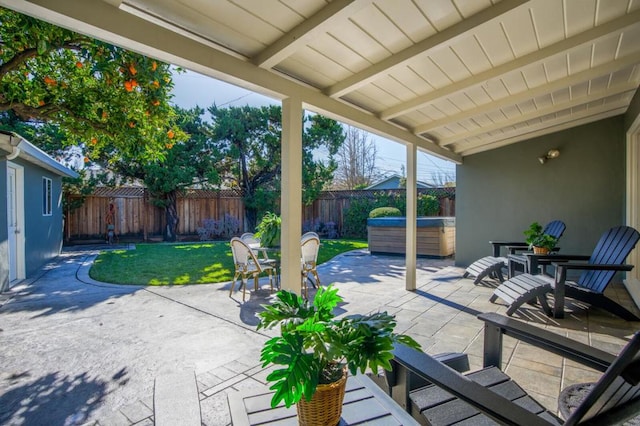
[65,187,455,241]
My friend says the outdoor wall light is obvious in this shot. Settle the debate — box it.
[538,148,560,164]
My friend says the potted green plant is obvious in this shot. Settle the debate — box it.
[255,212,281,247]
[524,221,558,254]
[257,285,421,425]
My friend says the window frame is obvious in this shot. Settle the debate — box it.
[42,177,52,216]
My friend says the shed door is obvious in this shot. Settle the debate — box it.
[6,163,25,286]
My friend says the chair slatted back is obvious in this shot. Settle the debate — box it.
[301,231,319,241]
[231,237,264,272]
[240,232,261,248]
[566,332,640,425]
[301,235,320,265]
[578,226,640,293]
[230,237,251,270]
[543,220,567,240]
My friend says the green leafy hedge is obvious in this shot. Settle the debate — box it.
[342,191,445,238]
[369,207,402,218]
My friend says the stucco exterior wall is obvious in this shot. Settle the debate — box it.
[455,116,625,267]
[21,159,65,276]
[1,157,65,287]
[0,161,8,291]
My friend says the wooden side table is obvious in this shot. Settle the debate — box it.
[228,374,420,425]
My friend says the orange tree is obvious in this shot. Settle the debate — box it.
[0,7,184,162]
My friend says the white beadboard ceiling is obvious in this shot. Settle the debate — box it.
[3,0,640,164]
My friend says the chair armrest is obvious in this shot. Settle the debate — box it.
[489,241,526,257]
[490,241,527,246]
[505,245,529,254]
[552,262,634,272]
[392,343,553,426]
[526,253,591,262]
[478,313,614,372]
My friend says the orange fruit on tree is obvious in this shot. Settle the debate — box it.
[167,129,175,139]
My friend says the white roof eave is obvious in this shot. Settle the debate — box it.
[0,131,79,178]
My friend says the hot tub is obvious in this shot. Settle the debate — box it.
[367,217,455,257]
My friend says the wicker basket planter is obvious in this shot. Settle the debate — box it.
[532,246,550,254]
[296,370,347,426]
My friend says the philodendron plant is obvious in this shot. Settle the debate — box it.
[257,285,421,408]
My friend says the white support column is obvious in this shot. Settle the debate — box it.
[406,143,417,291]
[626,113,640,308]
[280,97,303,294]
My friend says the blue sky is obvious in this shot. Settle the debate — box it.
[170,69,456,184]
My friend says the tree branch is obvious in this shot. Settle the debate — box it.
[0,38,90,77]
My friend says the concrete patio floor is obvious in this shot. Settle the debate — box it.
[1,245,639,425]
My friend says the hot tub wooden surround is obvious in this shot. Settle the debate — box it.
[367,217,455,257]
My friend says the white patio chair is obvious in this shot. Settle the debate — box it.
[300,234,321,298]
[301,231,319,241]
[229,237,275,301]
[240,232,277,271]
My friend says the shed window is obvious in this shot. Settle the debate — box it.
[43,177,52,216]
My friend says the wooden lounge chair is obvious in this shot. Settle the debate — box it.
[464,220,566,284]
[390,312,640,425]
[491,225,640,320]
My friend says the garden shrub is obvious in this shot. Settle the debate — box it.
[369,207,402,218]
[342,196,377,238]
[418,194,440,216]
[196,213,241,240]
[303,218,339,239]
[342,190,447,239]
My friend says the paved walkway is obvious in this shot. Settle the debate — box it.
[1,245,639,425]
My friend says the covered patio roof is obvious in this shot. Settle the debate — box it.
[4,0,639,162]
[3,0,640,293]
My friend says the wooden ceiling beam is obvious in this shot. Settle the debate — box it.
[454,100,629,156]
[253,0,373,69]
[439,82,639,146]
[324,0,528,99]
[381,9,640,121]
[413,52,640,135]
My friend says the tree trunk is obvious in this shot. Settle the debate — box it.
[246,207,258,232]
[163,190,179,242]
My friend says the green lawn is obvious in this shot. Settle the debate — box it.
[89,239,368,285]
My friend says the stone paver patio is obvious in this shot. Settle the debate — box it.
[0,245,638,425]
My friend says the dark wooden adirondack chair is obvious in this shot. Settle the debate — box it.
[491,226,640,320]
[390,313,640,425]
[464,220,566,284]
